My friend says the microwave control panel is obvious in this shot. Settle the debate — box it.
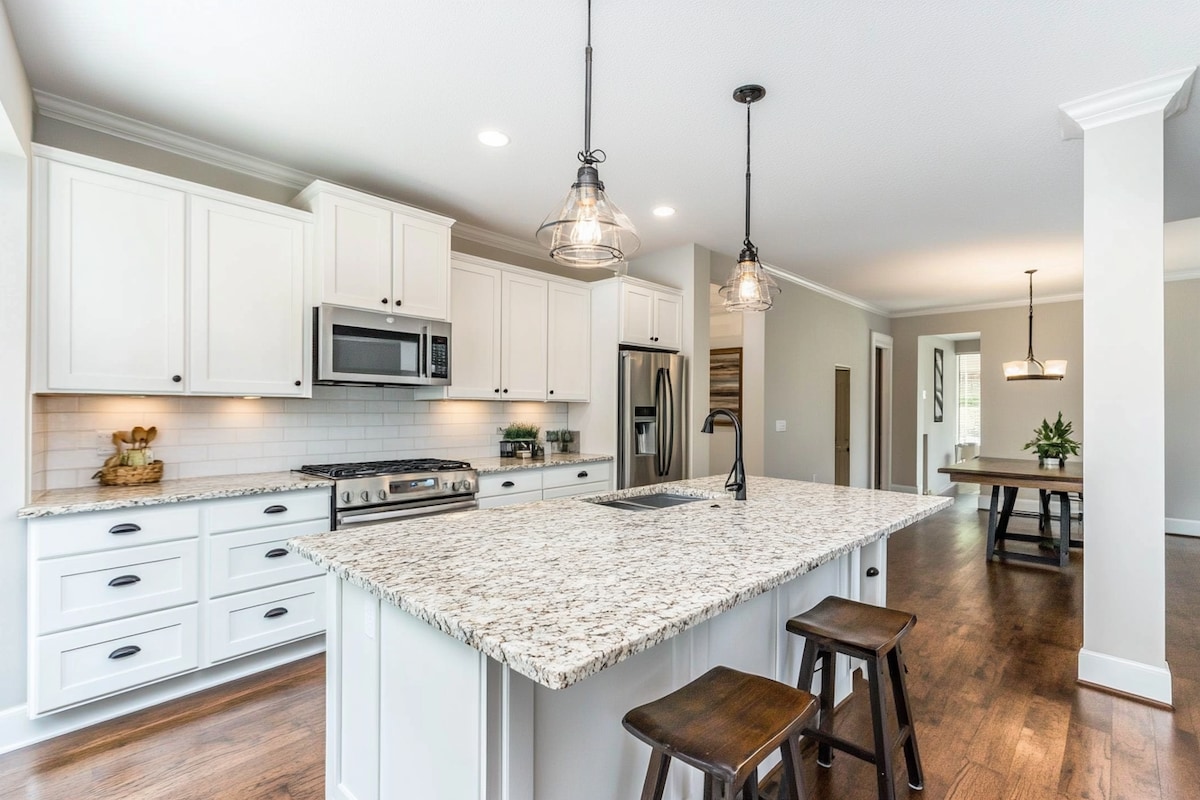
[430,335,449,379]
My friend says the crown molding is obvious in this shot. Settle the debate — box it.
[34,90,318,188]
[1059,67,1196,140]
[451,222,556,264]
[890,292,1084,319]
[760,263,889,317]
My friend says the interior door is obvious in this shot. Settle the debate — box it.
[835,367,851,486]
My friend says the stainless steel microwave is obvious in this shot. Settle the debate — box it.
[314,306,451,386]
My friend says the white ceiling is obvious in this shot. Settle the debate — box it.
[6,0,1200,313]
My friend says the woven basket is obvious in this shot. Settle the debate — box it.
[94,461,164,486]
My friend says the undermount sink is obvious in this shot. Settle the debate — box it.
[589,492,712,512]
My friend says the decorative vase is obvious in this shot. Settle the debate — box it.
[1040,456,1062,468]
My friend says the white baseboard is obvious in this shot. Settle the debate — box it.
[1078,647,1172,706]
[0,636,324,756]
[1166,517,1200,537]
[890,484,917,494]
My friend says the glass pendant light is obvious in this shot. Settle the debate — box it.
[720,84,780,312]
[536,0,639,268]
[1003,269,1067,380]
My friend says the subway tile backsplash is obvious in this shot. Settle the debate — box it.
[31,386,569,491]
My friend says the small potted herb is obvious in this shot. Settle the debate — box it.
[500,422,540,458]
[1022,412,1081,467]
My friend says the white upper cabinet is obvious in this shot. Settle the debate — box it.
[296,181,453,321]
[446,259,502,400]
[189,197,307,396]
[41,160,187,394]
[547,282,591,402]
[618,279,683,350]
[500,272,549,401]
[33,149,311,397]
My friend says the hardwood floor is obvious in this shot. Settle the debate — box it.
[2,497,1197,799]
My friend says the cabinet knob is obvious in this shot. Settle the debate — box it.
[577,471,588,479]
[294,380,302,387]
[549,389,554,395]
[503,388,508,394]
[172,375,182,382]
[381,298,388,305]
[395,299,402,306]
[866,567,880,577]
[494,388,500,393]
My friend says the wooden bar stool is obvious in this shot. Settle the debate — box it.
[622,665,818,800]
[786,596,924,800]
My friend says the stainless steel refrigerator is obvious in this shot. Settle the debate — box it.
[618,349,687,489]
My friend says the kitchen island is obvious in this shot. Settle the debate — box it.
[289,476,949,800]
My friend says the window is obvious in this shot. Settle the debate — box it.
[957,352,981,444]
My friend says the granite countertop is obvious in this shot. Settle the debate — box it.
[470,452,612,474]
[288,476,950,690]
[19,472,333,518]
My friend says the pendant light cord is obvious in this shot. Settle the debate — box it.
[744,99,754,252]
[578,0,605,166]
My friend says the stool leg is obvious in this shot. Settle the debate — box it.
[639,750,671,800]
[817,648,836,768]
[741,767,759,800]
[779,733,809,800]
[866,656,897,800]
[888,645,924,790]
[797,637,819,694]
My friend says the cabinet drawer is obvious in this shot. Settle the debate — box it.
[208,577,325,663]
[33,605,199,715]
[542,461,612,490]
[36,540,199,635]
[542,481,611,501]
[208,519,327,597]
[205,489,331,534]
[478,490,542,509]
[477,470,543,498]
[30,505,200,560]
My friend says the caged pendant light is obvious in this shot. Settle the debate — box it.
[1002,269,1067,381]
[719,84,780,312]
[536,0,639,268]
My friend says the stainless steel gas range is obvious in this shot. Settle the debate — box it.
[297,458,478,530]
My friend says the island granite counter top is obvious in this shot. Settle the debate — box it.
[19,471,333,518]
[289,475,949,690]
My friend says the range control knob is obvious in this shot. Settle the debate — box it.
[341,491,351,504]
[377,490,387,501]
[360,491,370,502]
[460,479,473,492]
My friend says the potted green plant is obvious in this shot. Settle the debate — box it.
[1022,412,1081,467]
[500,422,540,458]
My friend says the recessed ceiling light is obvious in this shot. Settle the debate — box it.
[652,206,676,217]
[478,130,510,147]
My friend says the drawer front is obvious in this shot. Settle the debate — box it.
[33,605,199,715]
[208,519,327,597]
[477,470,543,498]
[478,489,542,509]
[205,489,331,534]
[30,505,200,560]
[542,480,611,501]
[36,540,199,635]
[208,577,325,663]
[542,461,612,490]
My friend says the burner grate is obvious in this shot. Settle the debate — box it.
[298,458,472,479]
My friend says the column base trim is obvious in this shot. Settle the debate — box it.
[1077,647,1172,706]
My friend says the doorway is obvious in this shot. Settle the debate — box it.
[835,367,851,486]
[868,332,893,491]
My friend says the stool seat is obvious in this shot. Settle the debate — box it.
[785,595,915,658]
[623,666,817,797]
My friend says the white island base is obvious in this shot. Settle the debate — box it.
[325,539,886,800]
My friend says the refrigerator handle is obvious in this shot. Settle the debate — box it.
[663,369,675,476]
[654,368,666,476]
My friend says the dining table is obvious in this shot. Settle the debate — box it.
[938,456,1083,567]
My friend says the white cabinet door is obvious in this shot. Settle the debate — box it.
[319,194,392,311]
[189,197,307,396]
[447,261,502,399]
[501,272,548,400]
[652,291,683,351]
[618,282,655,347]
[547,282,591,402]
[392,213,450,320]
[43,161,186,393]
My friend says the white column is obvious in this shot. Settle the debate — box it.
[1060,67,1194,705]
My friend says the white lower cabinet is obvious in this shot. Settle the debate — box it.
[26,487,332,716]
[476,461,613,508]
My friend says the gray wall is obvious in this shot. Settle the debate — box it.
[917,335,960,495]
[763,282,890,487]
[1166,279,1200,525]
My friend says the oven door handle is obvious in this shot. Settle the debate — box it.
[336,499,478,528]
